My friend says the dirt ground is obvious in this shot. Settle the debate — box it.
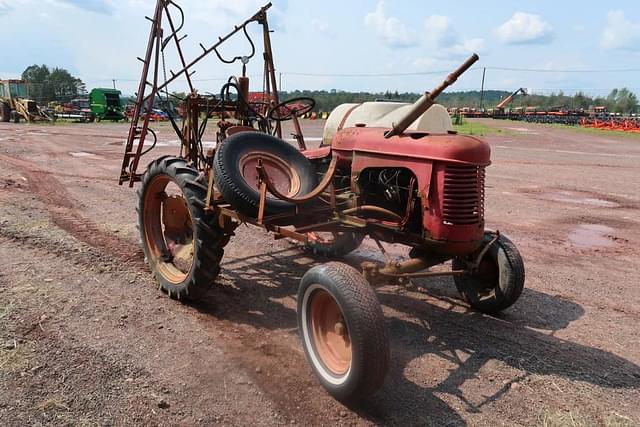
[0,119,639,426]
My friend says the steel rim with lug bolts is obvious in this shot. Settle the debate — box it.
[143,175,195,285]
[309,288,352,377]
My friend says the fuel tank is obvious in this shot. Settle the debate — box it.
[323,102,454,146]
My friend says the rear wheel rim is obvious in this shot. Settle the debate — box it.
[238,152,301,198]
[143,175,195,285]
[309,289,351,376]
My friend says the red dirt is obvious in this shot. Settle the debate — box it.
[0,120,639,426]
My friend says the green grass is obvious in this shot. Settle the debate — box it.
[452,120,505,137]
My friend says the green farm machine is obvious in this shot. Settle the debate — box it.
[90,88,125,121]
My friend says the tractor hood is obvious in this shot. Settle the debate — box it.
[332,127,491,166]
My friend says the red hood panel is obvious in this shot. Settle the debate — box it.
[332,127,491,166]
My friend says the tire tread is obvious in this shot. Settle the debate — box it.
[138,156,229,300]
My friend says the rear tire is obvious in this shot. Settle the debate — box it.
[452,233,525,314]
[298,262,389,401]
[138,156,229,300]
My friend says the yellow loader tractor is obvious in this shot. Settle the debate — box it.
[0,80,52,123]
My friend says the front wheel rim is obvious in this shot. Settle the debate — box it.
[303,285,352,382]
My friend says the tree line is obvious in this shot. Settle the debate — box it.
[281,88,639,114]
[15,64,639,114]
[19,65,87,104]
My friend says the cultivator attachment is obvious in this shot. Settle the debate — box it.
[119,1,279,186]
[581,117,640,133]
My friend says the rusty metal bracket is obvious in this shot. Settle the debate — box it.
[470,230,500,271]
[256,155,338,204]
[362,257,466,286]
[257,179,268,225]
[205,169,215,211]
[290,113,306,151]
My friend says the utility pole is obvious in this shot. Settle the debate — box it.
[112,79,117,90]
[479,67,486,110]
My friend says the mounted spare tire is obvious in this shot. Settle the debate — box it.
[213,131,317,217]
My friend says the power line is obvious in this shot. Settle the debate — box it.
[86,66,640,84]
[281,70,457,78]
[483,66,640,73]
[86,74,264,84]
[279,66,640,78]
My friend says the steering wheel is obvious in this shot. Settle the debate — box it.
[268,97,316,122]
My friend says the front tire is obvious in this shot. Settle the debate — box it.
[138,156,228,300]
[452,233,525,314]
[298,262,389,401]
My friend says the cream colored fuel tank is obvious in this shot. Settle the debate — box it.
[322,100,453,146]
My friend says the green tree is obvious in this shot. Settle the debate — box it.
[607,88,638,114]
[22,64,50,82]
[21,64,51,101]
[572,92,591,110]
[48,68,81,101]
[21,64,85,104]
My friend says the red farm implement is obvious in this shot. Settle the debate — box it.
[581,117,640,133]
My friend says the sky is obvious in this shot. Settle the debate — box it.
[0,0,639,97]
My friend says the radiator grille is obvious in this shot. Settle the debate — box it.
[442,165,485,225]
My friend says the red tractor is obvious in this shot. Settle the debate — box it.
[120,2,525,401]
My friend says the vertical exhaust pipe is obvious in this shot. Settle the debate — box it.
[385,54,479,139]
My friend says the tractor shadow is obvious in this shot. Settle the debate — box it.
[193,243,640,425]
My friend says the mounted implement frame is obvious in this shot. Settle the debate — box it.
[121,1,526,401]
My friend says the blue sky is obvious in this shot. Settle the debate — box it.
[0,0,638,97]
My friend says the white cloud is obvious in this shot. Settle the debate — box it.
[364,1,417,48]
[495,12,554,45]
[55,0,113,14]
[449,38,485,56]
[187,0,288,31]
[601,11,640,51]
[424,15,457,47]
[311,19,334,37]
[0,0,12,14]
[193,0,271,18]
[421,15,485,61]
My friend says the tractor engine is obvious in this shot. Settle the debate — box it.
[330,126,490,255]
[357,168,422,234]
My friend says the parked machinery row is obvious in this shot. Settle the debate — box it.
[0,81,128,123]
[451,103,640,133]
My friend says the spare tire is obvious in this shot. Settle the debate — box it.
[213,132,318,217]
